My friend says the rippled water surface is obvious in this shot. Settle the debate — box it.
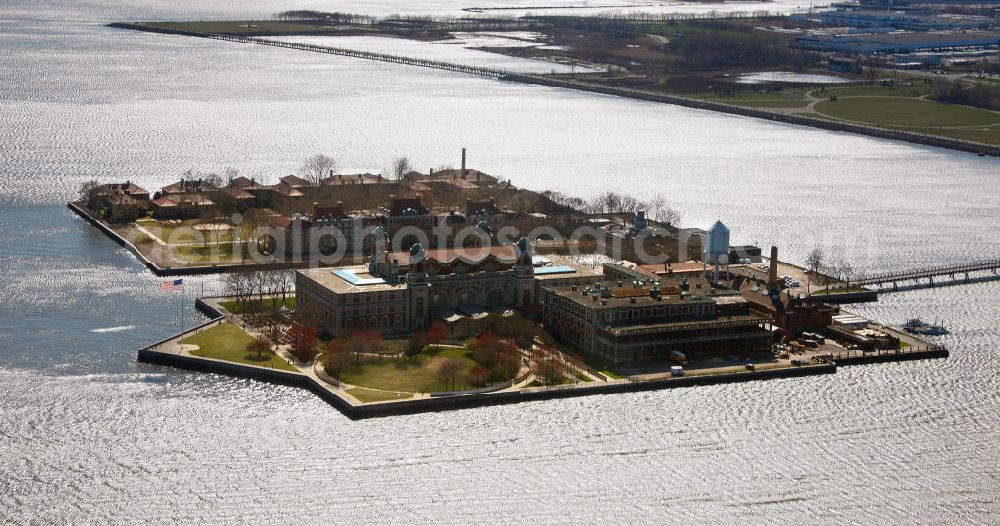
[1,0,999,523]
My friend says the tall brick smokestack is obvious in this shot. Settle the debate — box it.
[461,147,466,176]
[769,246,779,289]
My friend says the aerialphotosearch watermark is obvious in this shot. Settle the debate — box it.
[120,210,889,283]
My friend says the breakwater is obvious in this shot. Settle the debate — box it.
[110,23,1000,158]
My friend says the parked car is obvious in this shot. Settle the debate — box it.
[670,365,684,377]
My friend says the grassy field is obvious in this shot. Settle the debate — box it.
[339,346,478,393]
[135,218,234,244]
[825,83,931,98]
[174,243,241,264]
[220,297,296,314]
[815,97,1000,128]
[182,322,297,371]
[693,89,809,101]
[346,388,414,403]
[726,100,811,108]
[933,127,1000,145]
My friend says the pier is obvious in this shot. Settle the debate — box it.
[854,258,1000,290]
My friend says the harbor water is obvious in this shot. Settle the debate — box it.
[1,0,999,522]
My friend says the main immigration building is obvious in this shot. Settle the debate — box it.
[296,234,770,364]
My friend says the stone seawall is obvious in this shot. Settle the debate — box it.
[137,343,836,419]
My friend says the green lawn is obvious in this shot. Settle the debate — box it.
[220,297,295,314]
[815,97,1000,128]
[174,243,240,264]
[338,346,477,393]
[825,84,930,98]
[693,89,808,101]
[728,100,811,108]
[933,127,1000,146]
[182,322,297,371]
[346,387,414,403]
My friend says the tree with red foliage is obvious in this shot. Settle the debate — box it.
[424,321,448,346]
[468,365,490,387]
[472,332,505,369]
[289,324,319,363]
[531,358,566,386]
[246,336,271,361]
[365,330,385,355]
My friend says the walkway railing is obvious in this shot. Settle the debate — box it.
[854,258,1000,286]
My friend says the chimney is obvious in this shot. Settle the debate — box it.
[461,147,466,176]
[769,246,779,289]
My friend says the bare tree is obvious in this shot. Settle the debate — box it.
[437,358,464,391]
[240,208,275,262]
[646,193,681,226]
[806,248,823,276]
[202,172,224,188]
[590,191,622,215]
[223,167,239,186]
[391,156,412,181]
[301,154,337,185]
[78,180,101,209]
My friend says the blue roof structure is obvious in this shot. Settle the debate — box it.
[533,265,577,275]
[332,269,386,286]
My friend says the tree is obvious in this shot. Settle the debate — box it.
[471,332,504,369]
[322,347,351,381]
[246,336,271,361]
[288,323,319,363]
[531,358,566,386]
[406,331,425,357]
[364,330,385,355]
[78,179,101,209]
[223,167,239,186]
[468,365,490,387]
[240,208,275,262]
[346,331,369,367]
[391,156,412,181]
[424,321,448,346]
[806,247,823,287]
[437,358,464,391]
[202,172,224,188]
[646,193,681,226]
[301,154,337,185]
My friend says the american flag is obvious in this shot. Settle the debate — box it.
[161,278,183,291]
